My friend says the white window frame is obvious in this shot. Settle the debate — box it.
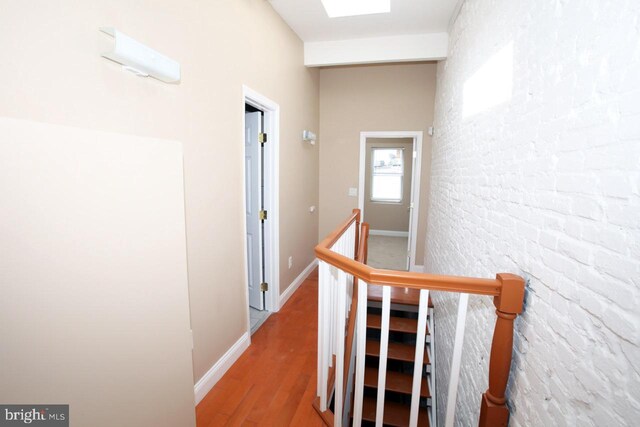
[370,147,404,203]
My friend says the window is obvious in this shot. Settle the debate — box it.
[371,148,403,203]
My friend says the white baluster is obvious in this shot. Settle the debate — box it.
[329,266,336,367]
[409,289,429,426]
[335,266,341,365]
[317,260,323,398]
[429,306,436,426]
[318,219,363,416]
[375,285,391,427]
[334,269,347,427]
[328,266,335,392]
[318,261,329,410]
[335,229,342,360]
[343,331,357,427]
[352,279,368,426]
[445,293,469,427]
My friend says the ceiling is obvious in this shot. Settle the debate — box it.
[268,0,461,42]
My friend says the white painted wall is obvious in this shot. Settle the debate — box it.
[426,0,640,425]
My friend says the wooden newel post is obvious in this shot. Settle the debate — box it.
[353,208,361,258]
[360,222,369,264]
[478,273,525,427]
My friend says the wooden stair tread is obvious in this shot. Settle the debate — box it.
[366,340,430,365]
[368,284,434,308]
[368,314,429,335]
[364,366,430,398]
[361,396,430,427]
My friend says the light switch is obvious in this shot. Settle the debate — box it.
[348,187,358,197]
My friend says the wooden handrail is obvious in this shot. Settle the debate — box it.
[317,209,526,427]
[320,209,361,251]
[316,209,502,296]
[315,245,502,296]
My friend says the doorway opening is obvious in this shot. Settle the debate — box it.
[242,86,280,336]
[358,131,424,272]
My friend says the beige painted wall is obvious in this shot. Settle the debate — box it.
[364,138,413,232]
[0,118,195,426]
[319,63,436,263]
[0,0,319,385]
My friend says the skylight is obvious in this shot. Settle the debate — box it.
[320,0,390,18]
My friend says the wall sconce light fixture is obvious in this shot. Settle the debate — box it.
[302,130,317,145]
[100,27,181,83]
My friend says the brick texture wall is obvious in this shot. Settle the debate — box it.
[426,0,640,425]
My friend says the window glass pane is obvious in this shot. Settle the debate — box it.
[372,149,403,175]
[371,147,403,202]
[371,175,402,201]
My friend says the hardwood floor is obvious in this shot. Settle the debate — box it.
[196,269,324,427]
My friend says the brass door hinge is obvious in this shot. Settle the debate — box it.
[259,210,268,221]
[259,132,267,144]
[260,282,269,292]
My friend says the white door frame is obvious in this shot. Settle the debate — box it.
[241,85,281,337]
[358,131,424,272]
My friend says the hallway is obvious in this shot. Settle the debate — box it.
[196,270,323,426]
[367,235,409,270]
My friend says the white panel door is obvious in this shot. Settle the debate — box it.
[245,111,264,310]
[0,117,195,427]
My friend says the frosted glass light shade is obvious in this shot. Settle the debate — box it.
[100,27,180,83]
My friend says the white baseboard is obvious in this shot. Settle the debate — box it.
[411,264,425,273]
[279,259,318,309]
[194,331,250,405]
[369,229,409,237]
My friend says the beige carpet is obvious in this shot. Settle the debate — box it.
[367,235,408,270]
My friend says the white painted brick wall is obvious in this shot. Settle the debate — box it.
[426,0,640,425]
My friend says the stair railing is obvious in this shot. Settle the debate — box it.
[314,209,525,427]
[314,209,359,427]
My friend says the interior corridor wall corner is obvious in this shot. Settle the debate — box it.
[318,63,437,265]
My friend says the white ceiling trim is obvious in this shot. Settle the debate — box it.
[304,33,448,67]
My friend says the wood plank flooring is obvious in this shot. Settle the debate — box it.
[196,269,323,426]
